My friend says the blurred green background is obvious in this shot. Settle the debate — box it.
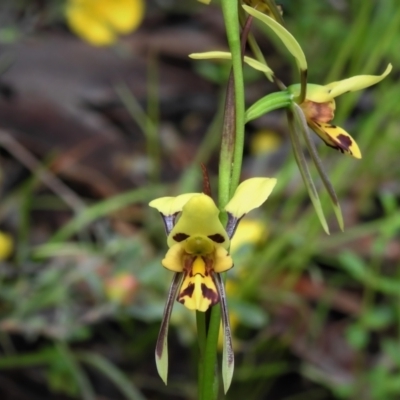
[0,0,399,399]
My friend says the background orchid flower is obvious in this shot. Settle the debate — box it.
[65,0,144,46]
[149,177,276,393]
[288,64,392,158]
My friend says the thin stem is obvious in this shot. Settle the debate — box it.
[224,1,245,200]
[196,311,207,399]
[202,1,244,398]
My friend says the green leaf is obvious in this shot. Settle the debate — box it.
[77,352,147,400]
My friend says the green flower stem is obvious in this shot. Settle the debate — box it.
[196,311,207,399]
[245,91,292,123]
[202,1,244,398]
[222,0,245,200]
[201,306,221,400]
[218,70,236,210]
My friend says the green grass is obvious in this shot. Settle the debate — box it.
[0,0,399,399]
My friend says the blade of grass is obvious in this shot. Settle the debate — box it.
[77,351,147,400]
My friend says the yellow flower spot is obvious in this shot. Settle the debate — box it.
[0,231,13,261]
[66,0,144,46]
[250,129,281,156]
[230,219,266,254]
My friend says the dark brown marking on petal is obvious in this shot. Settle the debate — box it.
[207,233,225,243]
[336,134,352,150]
[201,283,219,305]
[178,283,195,303]
[183,255,196,271]
[203,256,214,275]
[173,233,189,242]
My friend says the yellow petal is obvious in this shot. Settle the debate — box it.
[189,51,274,81]
[288,83,332,103]
[177,257,218,311]
[149,193,200,216]
[105,0,144,33]
[325,64,392,99]
[162,243,185,272]
[183,235,215,256]
[66,0,144,46]
[168,194,229,249]
[198,0,211,3]
[243,56,274,81]
[225,178,277,219]
[309,120,362,159]
[213,247,234,273]
[290,65,392,102]
[230,219,266,253]
[243,5,307,71]
[0,231,13,261]
[66,4,116,46]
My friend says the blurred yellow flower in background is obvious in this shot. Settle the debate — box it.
[250,129,282,157]
[66,0,144,46]
[230,218,267,254]
[0,231,13,261]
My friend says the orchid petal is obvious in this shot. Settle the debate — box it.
[325,64,392,99]
[287,109,329,234]
[214,273,234,393]
[213,246,234,273]
[177,257,219,311]
[162,243,185,272]
[168,194,229,249]
[289,64,392,103]
[149,193,200,216]
[149,193,200,234]
[243,5,307,71]
[309,120,362,159]
[155,273,184,385]
[292,103,344,231]
[225,178,276,220]
[288,83,333,103]
[189,51,274,81]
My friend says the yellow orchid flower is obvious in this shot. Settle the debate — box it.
[65,0,144,46]
[149,177,276,393]
[288,64,392,158]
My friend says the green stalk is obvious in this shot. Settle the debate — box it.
[223,0,245,199]
[201,1,244,399]
[196,309,207,398]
